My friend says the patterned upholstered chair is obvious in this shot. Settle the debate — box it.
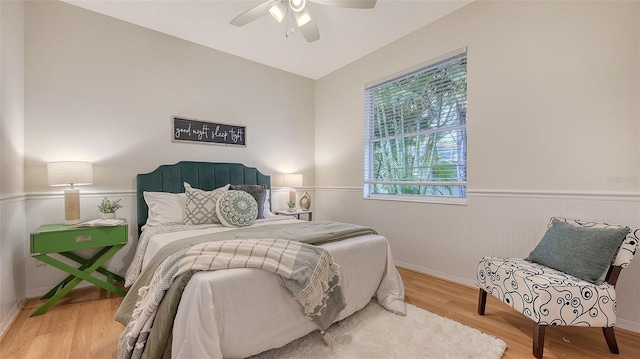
[476,217,638,358]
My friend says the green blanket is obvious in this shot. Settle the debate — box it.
[115,221,377,359]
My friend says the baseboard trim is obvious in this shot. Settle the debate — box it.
[0,302,22,339]
[395,260,477,288]
[396,261,640,333]
[616,318,640,333]
[26,281,94,299]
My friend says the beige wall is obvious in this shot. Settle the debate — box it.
[315,0,640,329]
[316,0,639,193]
[1,0,25,196]
[24,1,316,193]
[20,0,316,314]
[0,0,26,336]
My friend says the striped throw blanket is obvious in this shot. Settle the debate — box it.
[118,238,344,359]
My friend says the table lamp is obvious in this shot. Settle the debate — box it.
[47,161,93,225]
[282,173,311,211]
[282,173,303,209]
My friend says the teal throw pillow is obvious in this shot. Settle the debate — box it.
[216,190,258,227]
[526,219,630,283]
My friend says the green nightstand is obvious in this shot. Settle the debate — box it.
[29,223,129,316]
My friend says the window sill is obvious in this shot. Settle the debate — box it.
[364,194,467,206]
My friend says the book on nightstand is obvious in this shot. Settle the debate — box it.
[70,219,125,228]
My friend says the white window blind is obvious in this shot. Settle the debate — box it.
[364,48,467,202]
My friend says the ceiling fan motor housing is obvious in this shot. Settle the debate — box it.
[289,0,306,13]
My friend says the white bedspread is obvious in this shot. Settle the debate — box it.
[138,217,405,358]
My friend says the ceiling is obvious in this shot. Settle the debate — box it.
[62,0,472,79]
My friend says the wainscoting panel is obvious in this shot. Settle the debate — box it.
[315,187,640,332]
[467,191,640,332]
[16,188,640,332]
[0,195,26,336]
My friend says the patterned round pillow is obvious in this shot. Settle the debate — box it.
[216,190,258,227]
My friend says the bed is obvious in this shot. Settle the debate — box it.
[115,162,406,359]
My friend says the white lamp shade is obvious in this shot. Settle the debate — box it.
[47,161,94,186]
[282,173,303,188]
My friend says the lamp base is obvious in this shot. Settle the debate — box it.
[64,189,81,225]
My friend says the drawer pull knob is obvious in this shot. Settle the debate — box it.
[76,235,91,242]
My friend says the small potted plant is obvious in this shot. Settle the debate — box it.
[97,197,123,219]
[287,201,296,212]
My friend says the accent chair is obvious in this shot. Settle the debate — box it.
[476,217,638,358]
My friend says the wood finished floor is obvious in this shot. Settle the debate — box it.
[1,268,638,358]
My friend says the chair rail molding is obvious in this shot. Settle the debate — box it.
[316,186,640,201]
[469,189,640,201]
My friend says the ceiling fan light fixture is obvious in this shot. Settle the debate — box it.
[294,7,312,27]
[289,0,306,13]
[269,1,287,23]
[232,0,375,43]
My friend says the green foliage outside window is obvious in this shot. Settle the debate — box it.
[365,51,467,198]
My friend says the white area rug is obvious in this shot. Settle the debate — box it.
[253,300,507,358]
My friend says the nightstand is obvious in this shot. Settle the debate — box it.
[275,209,313,221]
[29,223,128,316]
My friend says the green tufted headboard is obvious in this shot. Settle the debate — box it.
[136,162,271,234]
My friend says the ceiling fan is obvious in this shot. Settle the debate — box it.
[230,0,377,43]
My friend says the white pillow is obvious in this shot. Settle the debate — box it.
[142,192,187,230]
[263,189,273,217]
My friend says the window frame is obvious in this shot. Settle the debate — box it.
[363,48,468,205]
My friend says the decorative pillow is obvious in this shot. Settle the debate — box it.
[526,219,630,283]
[230,184,267,219]
[142,192,186,230]
[183,183,230,225]
[551,217,639,268]
[216,190,258,227]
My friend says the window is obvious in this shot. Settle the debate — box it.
[364,48,467,203]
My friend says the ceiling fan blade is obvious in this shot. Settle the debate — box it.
[309,0,377,9]
[230,1,276,27]
[298,11,320,42]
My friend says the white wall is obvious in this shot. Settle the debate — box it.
[24,0,316,195]
[21,1,315,296]
[314,1,640,330]
[0,0,26,336]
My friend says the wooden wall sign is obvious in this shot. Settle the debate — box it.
[172,116,246,146]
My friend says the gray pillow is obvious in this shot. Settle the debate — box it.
[230,184,267,219]
[183,183,230,225]
[526,219,630,283]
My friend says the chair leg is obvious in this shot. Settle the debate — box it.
[477,288,487,315]
[602,327,619,354]
[533,324,546,358]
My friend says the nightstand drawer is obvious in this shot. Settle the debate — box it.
[30,224,128,254]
